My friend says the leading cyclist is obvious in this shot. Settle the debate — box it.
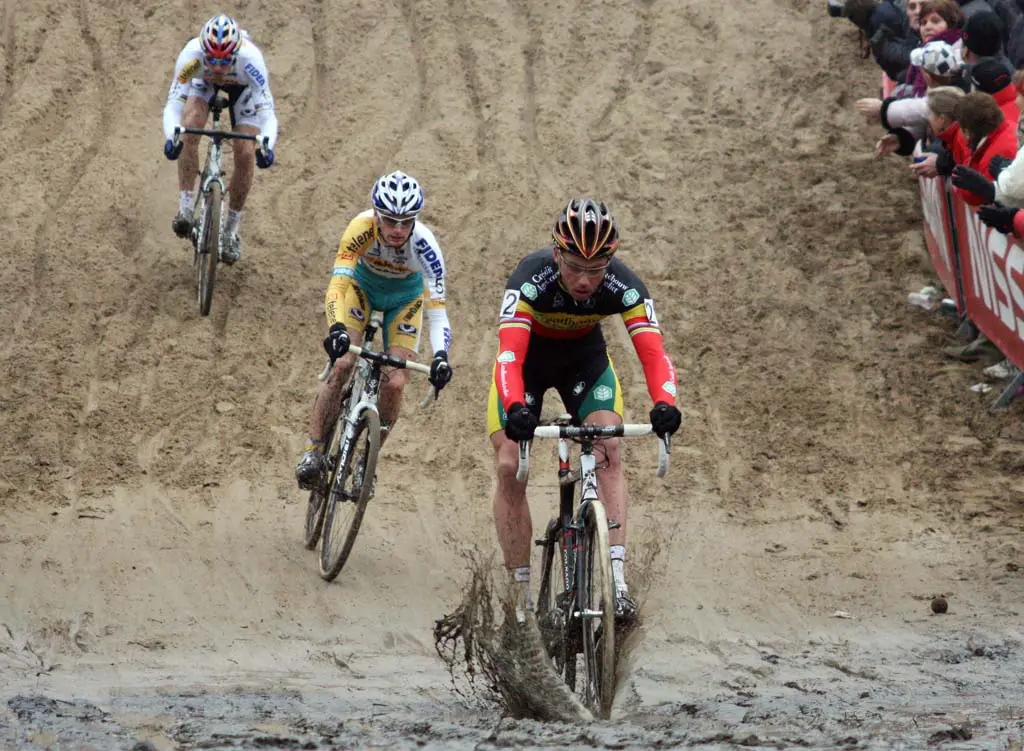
[488,198,682,622]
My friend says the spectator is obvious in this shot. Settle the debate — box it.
[903,0,964,97]
[858,42,966,156]
[906,85,967,172]
[844,0,923,80]
[960,10,1014,69]
[947,91,1019,203]
[968,57,1019,126]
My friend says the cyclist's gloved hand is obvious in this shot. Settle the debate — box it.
[504,402,538,442]
[649,401,682,438]
[256,137,274,169]
[429,350,452,391]
[978,204,1019,234]
[164,138,183,161]
[322,322,351,361]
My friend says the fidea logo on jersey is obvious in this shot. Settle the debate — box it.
[965,209,1024,334]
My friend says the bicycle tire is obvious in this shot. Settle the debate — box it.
[302,412,344,550]
[196,183,220,317]
[318,409,381,581]
[537,518,575,683]
[581,500,616,718]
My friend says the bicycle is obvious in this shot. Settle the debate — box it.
[517,415,669,719]
[303,310,436,582]
[171,94,263,316]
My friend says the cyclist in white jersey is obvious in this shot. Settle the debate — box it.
[295,171,454,490]
[162,14,278,265]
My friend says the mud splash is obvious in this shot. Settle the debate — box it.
[433,555,593,722]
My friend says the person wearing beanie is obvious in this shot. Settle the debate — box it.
[960,9,1014,68]
[903,0,964,97]
[857,41,969,157]
[969,57,1019,128]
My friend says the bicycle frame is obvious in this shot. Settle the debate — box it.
[175,97,258,249]
[319,311,435,494]
[332,315,387,493]
[525,421,670,601]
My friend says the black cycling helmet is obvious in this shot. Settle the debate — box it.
[552,198,619,260]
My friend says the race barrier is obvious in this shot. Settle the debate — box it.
[918,177,1024,408]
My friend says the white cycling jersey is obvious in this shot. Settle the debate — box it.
[162,34,278,149]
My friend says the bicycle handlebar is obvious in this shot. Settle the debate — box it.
[180,127,259,142]
[515,423,670,483]
[316,345,439,407]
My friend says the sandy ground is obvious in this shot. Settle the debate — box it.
[2,0,1024,748]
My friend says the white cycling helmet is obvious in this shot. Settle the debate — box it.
[371,171,425,218]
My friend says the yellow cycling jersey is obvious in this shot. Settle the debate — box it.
[325,210,452,354]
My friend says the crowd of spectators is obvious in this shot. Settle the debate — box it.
[833,0,1024,379]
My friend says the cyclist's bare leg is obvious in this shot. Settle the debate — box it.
[378,344,415,443]
[308,329,364,444]
[584,409,626,548]
[178,96,209,196]
[492,431,532,569]
[228,124,258,212]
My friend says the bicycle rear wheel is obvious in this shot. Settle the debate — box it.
[318,410,380,581]
[195,184,220,316]
[580,500,616,718]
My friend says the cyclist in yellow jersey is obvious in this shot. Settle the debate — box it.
[295,171,453,490]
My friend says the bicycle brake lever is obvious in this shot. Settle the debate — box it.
[656,434,670,478]
[418,386,438,409]
[516,440,530,482]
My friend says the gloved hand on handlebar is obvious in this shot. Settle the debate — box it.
[429,350,452,391]
[256,137,274,169]
[504,402,538,442]
[322,322,351,361]
[649,401,682,438]
[164,138,183,161]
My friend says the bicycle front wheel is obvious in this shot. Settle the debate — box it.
[580,500,616,718]
[302,412,344,550]
[537,517,575,682]
[318,410,381,581]
[196,184,220,316]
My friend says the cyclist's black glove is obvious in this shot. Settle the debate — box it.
[504,402,538,442]
[650,401,682,438]
[164,138,183,161]
[952,165,995,204]
[978,204,1019,235]
[322,322,351,361]
[256,138,274,169]
[429,351,452,391]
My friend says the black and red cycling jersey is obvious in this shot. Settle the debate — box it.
[494,248,677,410]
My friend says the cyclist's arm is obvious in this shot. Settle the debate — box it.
[324,214,374,326]
[494,288,535,409]
[413,227,453,354]
[621,298,677,405]
[239,45,278,149]
[163,43,202,141]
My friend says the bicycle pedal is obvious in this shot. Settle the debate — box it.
[607,520,621,530]
[534,538,548,546]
